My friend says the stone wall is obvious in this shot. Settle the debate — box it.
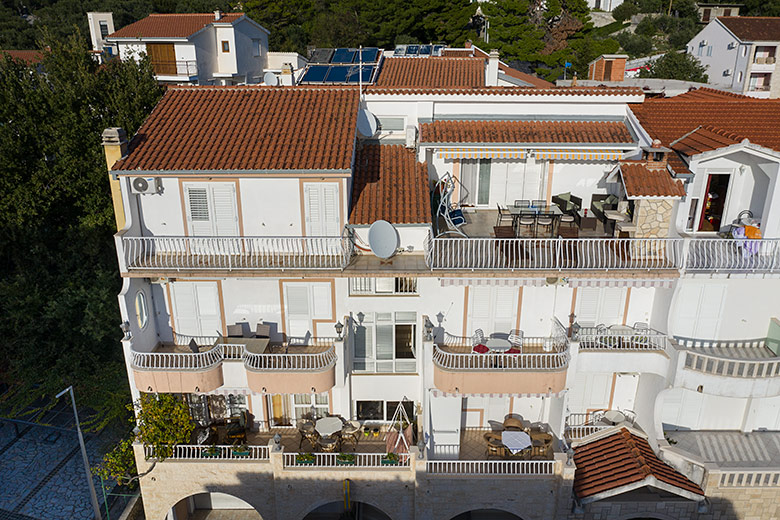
[632,199,675,238]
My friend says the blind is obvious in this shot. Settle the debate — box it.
[186,187,211,236]
[376,324,394,360]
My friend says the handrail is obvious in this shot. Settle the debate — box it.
[578,327,667,351]
[244,345,337,372]
[172,332,220,346]
[434,336,569,371]
[426,460,554,475]
[426,237,683,270]
[130,344,224,371]
[685,238,780,273]
[673,337,780,379]
[283,452,410,468]
[151,59,198,76]
[144,444,270,460]
[121,235,353,271]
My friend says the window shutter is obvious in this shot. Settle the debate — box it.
[493,288,516,333]
[376,324,394,360]
[696,285,726,337]
[522,161,543,201]
[577,288,600,327]
[185,186,212,236]
[304,184,323,236]
[286,285,311,336]
[322,184,340,236]
[598,288,625,326]
[395,312,417,323]
[211,184,238,236]
[312,283,331,319]
[469,287,491,332]
[194,283,221,336]
[172,282,199,336]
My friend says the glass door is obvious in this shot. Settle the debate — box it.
[698,174,730,232]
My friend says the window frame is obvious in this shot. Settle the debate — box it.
[355,399,416,422]
[352,311,418,373]
[135,290,149,330]
[252,39,261,57]
[221,40,230,53]
[349,277,418,296]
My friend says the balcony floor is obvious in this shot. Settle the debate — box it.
[437,209,612,239]
[459,428,555,460]
[249,427,395,454]
[153,342,330,355]
[665,430,780,469]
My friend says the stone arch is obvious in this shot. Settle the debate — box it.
[165,492,263,520]
[301,499,394,520]
[448,508,525,520]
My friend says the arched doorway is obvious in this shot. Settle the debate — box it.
[166,492,262,520]
[302,501,392,520]
[450,510,524,520]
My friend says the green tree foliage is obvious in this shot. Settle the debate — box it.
[740,0,780,16]
[611,2,639,22]
[616,31,654,57]
[0,32,163,430]
[639,51,708,81]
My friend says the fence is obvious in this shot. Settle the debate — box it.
[578,327,667,351]
[244,345,337,371]
[144,444,270,460]
[283,452,410,468]
[685,238,780,273]
[426,460,554,476]
[717,470,780,488]
[130,344,224,370]
[434,335,569,371]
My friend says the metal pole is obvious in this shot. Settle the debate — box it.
[57,386,102,520]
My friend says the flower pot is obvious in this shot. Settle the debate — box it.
[232,449,250,457]
[336,459,356,466]
[201,450,220,458]
[380,459,398,466]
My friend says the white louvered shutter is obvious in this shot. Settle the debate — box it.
[211,184,239,236]
[304,184,323,236]
[469,287,492,333]
[577,288,600,327]
[312,283,331,320]
[172,282,199,336]
[185,186,212,236]
[672,286,700,338]
[522,161,543,200]
[598,288,625,326]
[285,285,311,337]
[322,184,340,236]
[493,288,516,334]
[375,313,394,361]
[194,283,221,336]
[695,285,726,337]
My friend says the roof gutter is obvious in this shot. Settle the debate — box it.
[114,168,352,175]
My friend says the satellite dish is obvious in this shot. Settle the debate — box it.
[263,71,279,86]
[368,220,399,259]
[357,109,378,138]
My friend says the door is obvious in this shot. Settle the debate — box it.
[147,43,176,75]
[468,286,517,336]
[171,282,222,338]
[303,183,340,236]
[603,60,613,80]
[698,174,730,232]
[183,183,239,236]
[460,160,491,206]
[283,282,333,337]
[521,160,544,201]
[611,373,639,411]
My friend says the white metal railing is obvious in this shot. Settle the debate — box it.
[717,470,780,488]
[172,332,220,346]
[130,344,224,370]
[686,238,780,273]
[222,343,245,360]
[565,425,608,440]
[426,236,683,270]
[434,335,569,371]
[144,444,270,461]
[283,452,410,468]
[244,344,337,372]
[121,235,353,271]
[426,460,554,476]
[352,358,418,373]
[677,339,780,379]
[578,327,667,351]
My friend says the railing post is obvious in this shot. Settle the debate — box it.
[680,237,691,272]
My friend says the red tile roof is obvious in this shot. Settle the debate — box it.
[671,87,752,101]
[466,44,555,88]
[670,125,742,155]
[367,86,644,96]
[113,86,360,172]
[574,428,704,501]
[350,144,430,225]
[108,13,245,39]
[619,161,686,198]
[1,50,43,64]
[419,120,634,144]
[719,16,780,41]
[376,57,485,88]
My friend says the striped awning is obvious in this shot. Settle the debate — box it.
[200,387,258,396]
[534,149,622,161]
[430,390,567,399]
[568,278,675,289]
[440,278,546,287]
[437,148,527,160]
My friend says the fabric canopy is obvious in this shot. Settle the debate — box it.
[437,148,527,160]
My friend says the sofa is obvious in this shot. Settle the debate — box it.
[590,193,620,223]
[552,192,583,216]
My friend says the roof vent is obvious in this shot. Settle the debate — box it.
[214,9,222,21]
[651,139,662,148]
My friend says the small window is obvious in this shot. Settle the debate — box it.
[221,40,230,53]
[135,291,149,329]
[252,39,261,57]
[742,46,748,57]
[686,199,699,231]
[707,46,713,57]
[738,71,743,83]
[99,21,109,39]
[385,401,415,421]
[376,116,405,132]
[356,401,383,420]
[724,9,732,16]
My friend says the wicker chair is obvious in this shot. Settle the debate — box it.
[486,438,506,458]
[503,417,526,431]
[341,420,361,449]
[318,435,340,453]
[298,420,318,449]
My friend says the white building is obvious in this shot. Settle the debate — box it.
[103,51,780,519]
[687,16,780,98]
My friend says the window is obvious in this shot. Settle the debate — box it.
[356,400,416,421]
[738,71,743,83]
[349,277,418,295]
[171,282,222,338]
[697,46,703,57]
[460,159,492,206]
[226,394,247,417]
[742,46,748,57]
[303,182,340,236]
[135,291,149,329]
[376,116,405,132]
[686,198,699,231]
[99,21,109,39]
[702,8,711,22]
[183,183,239,236]
[748,73,772,91]
[187,394,210,426]
[252,39,261,57]
[293,393,328,421]
[723,8,732,16]
[221,40,230,53]
[353,312,417,373]
[707,46,713,57]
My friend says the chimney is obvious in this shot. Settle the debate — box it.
[643,139,669,170]
[280,63,295,86]
[487,49,500,87]
[214,9,222,21]
[102,127,128,230]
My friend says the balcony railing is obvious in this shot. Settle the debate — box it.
[144,444,270,460]
[425,235,683,271]
[717,470,780,488]
[434,334,569,371]
[686,238,780,272]
[426,460,554,476]
[578,327,667,351]
[151,60,198,77]
[120,235,353,271]
[130,344,224,370]
[244,344,337,372]
[675,337,780,378]
[283,452,410,468]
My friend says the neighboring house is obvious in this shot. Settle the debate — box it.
[0,49,43,65]
[697,2,742,23]
[96,11,272,85]
[101,30,780,519]
[86,12,116,62]
[687,16,780,98]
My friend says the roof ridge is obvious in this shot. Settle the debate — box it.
[146,12,243,16]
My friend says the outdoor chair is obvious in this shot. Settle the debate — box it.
[532,200,546,208]
[188,338,200,353]
[560,213,575,229]
[472,329,486,347]
[496,204,513,227]
[318,435,340,453]
[298,420,318,449]
[633,322,649,331]
[502,417,526,431]
[341,420,361,449]
[508,329,524,350]
[227,323,244,338]
[517,214,535,237]
[256,322,271,338]
[225,411,248,444]
[486,438,506,458]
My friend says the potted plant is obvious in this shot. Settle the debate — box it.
[363,428,370,438]
[372,427,380,438]
[381,452,399,466]
[231,443,250,457]
[202,444,220,458]
[295,452,316,465]
[336,453,356,466]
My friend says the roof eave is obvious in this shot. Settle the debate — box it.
[693,140,780,162]
[419,142,637,148]
[578,477,704,505]
[114,168,352,175]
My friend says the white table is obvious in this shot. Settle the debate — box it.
[603,410,626,425]
[486,338,512,353]
[315,417,344,437]
[501,430,531,454]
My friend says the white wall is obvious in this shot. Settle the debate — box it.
[221,278,284,339]
[232,18,267,83]
[136,177,185,236]
[687,20,741,89]
[351,226,431,255]
[214,25,237,76]
[551,161,613,208]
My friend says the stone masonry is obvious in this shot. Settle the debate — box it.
[632,198,675,238]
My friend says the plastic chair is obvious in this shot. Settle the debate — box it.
[472,329,486,347]
[508,329,524,349]
[514,200,530,208]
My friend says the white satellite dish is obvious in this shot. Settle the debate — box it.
[356,109,378,138]
[368,220,399,259]
[263,71,279,86]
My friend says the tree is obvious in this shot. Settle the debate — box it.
[639,51,708,82]
[611,2,639,22]
[616,31,654,57]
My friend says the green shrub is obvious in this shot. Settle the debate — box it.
[611,2,639,21]
[616,32,654,57]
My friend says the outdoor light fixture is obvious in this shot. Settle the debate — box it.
[357,311,365,324]
[335,321,344,340]
[273,433,282,449]
[424,317,434,341]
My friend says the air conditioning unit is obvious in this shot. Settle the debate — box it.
[723,68,732,76]
[405,125,417,149]
[727,42,736,50]
[700,40,708,46]
[130,176,161,194]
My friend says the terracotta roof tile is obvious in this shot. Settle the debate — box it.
[670,125,742,155]
[619,161,686,198]
[108,13,245,39]
[574,428,704,500]
[671,87,752,101]
[419,120,634,144]
[367,86,644,96]
[719,16,780,41]
[1,50,43,64]
[376,57,485,88]
[350,144,430,225]
[114,86,360,172]
[464,44,555,88]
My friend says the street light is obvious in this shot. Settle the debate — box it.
[56,386,102,520]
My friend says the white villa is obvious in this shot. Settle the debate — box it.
[104,48,780,520]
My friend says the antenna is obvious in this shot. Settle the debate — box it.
[263,71,278,86]
[367,220,399,259]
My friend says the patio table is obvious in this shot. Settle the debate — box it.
[508,204,563,238]
[486,338,512,353]
[315,416,344,437]
[501,430,531,454]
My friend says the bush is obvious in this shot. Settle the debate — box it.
[611,2,639,21]
[616,32,654,57]
[639,52,709,82]
[635,15,658,35]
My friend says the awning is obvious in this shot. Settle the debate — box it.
[431,389,567,399]
[440,278,546,287]
[534,149,622,160]
[437,148,527,160]
[568,278,675,289]
[199,387,258,396]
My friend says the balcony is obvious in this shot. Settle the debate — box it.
[244,338,338,394]
[130,343,226,393]
[151,59,198,78]
[432,330,570,394]
[686,238,780,273]
[118,235,354,275]
[578,325,667,351]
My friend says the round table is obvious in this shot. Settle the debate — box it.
[501,430,531,454]
[603,410,626,425]
[486,338,512,353]
[315,416,344,436]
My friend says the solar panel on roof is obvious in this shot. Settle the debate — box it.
[300,65,330,83]
[432,45,444,56]
[309,48,334,64]
[346,65,375,83]
[359,48,380,63]
[331,48,356,63]
[325,65,350,82]
[405,45,420,56]
[419,45,432,56]
[394,46,405,56]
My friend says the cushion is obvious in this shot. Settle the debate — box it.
[473,344,490,354]
[556,192,572,202]
[605,194,619,206]
[506,348,522,354]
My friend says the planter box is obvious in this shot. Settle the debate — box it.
[296,458,316,465]
[380,459,399,466]
[336,459,356,466]
[232,450,250,457]
[201,451,220,458]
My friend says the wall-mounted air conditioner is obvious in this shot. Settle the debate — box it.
[723,69,732,76]
[700,40,708,46]
[130,177,162,194]
[405,125,417,149]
